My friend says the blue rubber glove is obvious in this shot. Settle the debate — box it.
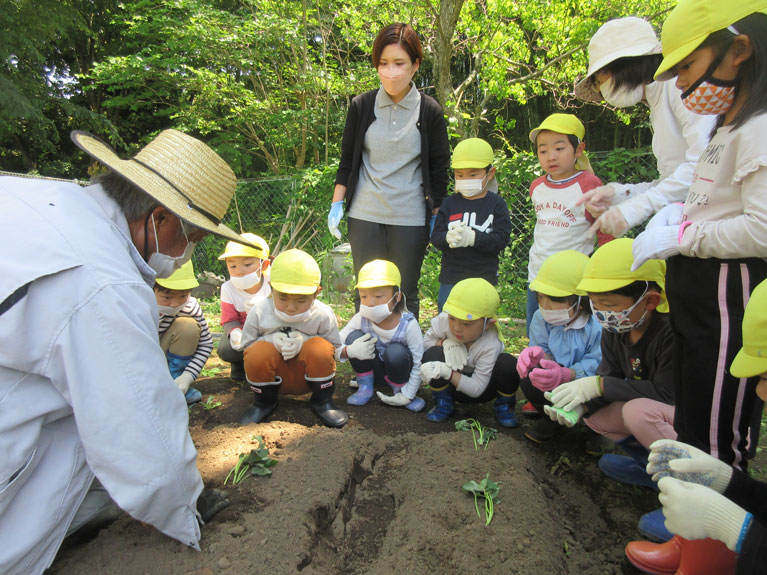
[429,214,436,235]
[328,201,344,240]
[631,225,681,271]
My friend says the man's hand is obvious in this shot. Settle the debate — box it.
[197,488,230,523]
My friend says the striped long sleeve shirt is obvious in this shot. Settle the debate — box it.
[158,296,213,380]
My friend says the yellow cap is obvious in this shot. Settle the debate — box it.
[218,233,270,260]
[451,138,494,169]
[530,114,593,173]
[269,249,321,295]
[655,0,767,80]
[156,260,199,290]
[731,280,767,377]
[577,238,669,313]
[443,278,500,320]
[530,250,590,297]
[356,259,401,289]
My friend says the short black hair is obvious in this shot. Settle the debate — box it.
[534,133,580,153]
[599,280,661,302]
[601,54,663,91]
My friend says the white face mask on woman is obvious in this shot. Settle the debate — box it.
[146,214,196,279]
[600,77,644,108]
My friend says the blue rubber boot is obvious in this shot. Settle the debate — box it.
[426,387,455,423]
[347,371,374,406]
[184,387,202,405]
[493,393,519,428]
[599,454,658,489]
[638,508,673,543]
[617,436,650,465]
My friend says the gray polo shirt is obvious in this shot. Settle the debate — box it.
[349,84,425,226]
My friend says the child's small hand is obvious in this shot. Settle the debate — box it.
[375,391,411,407]
[529,359,573,391]
[446,223,475,248]
[175,371,195,393]
[442,339,468,370]
[420,361,452,384]
[516,346,545,378]
[280,331,305,360]
[345,334,377,360]
[229,328,243,350]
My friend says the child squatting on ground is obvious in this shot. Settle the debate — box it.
[525,113,613,335]
[338,259,425,411]
[237,249,348,428]
[517,250,602,443]
[626,278,767,575]
[430,138,511,311]
[154,260,214,406]
[217,233,272,382]
[421,278,520,427]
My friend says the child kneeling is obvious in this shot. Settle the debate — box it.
[421,278,520,427]
[238,249,347,428]
[339,260,425,411]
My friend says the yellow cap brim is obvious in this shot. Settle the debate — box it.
[155,278,198,290]
[730,348,767,378]
[530,277,585,298]
[270,281,317,295]
[655,36,707,81]
[452,160,491,169]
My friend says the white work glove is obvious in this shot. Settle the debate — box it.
[442,339,468,371]
[588,206,629,237]
[229,328,243,351]
[542,398,584,427]
[266,331,290,353]
[658,476,752,552]
[631,226,681,271]
[447,223,475,248]
[647,203,684,229]
[445,220,465,247]
[576,184,616,217]
[280,331,305,361]
[646,439,733,492]
[345,333,377,360]
[375,391,411,407]
[548,375,602,412]
[175,371,196,393]
[420,361,453,384]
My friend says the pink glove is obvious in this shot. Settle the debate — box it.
[516,346,545,379]
[529,359,573,392]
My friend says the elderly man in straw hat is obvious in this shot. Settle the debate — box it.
[0,129,254,575]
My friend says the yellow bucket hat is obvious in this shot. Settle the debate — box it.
[155,260,199,290]
[655,0,767,80]
[529,114,593,173]
[577,238,669,313]
[451,138,494,169]
[443,278,500,320]
[730,280,767,377]
[530,250,590,297]
[218,233,270,261]
[270,249,321,295]
[356,259,401,289]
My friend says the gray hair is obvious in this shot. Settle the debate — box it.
[95,170,160,220]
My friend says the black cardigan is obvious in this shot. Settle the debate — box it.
[334,88,450,222]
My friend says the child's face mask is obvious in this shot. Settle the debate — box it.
[539,298,579,327]
[455,174,487,198]
[231,267,262,290]
[360,292,398,324]
[590,289,649,334]
[158,302,186,317]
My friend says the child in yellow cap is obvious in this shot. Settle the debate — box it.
[338,260,425,411]
[421,278,519,427]
[517,250,602,442]
[217,233,271,381]
[525,113,612,337]
[154,261,213,405]
[238,249,347,428]
[625,278,767,574]
[430,138,511,311]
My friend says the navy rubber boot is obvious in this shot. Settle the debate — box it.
[599,454,658,489]
[493,394,519,428]
[638,508,673,543]
[426,387,455,423]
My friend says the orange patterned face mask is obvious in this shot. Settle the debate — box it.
[681,46,738,116]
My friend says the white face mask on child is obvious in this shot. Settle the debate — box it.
[360,293,397,324]
[539,298,579,327]
[455,175,487,198]
[274,307,312,324]
[231,268,262,290]
[158,303,186,317]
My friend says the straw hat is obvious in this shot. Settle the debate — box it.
[71,129,254,246]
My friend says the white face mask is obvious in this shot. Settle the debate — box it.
[158,303,186,317]
[359,293,397,324]
[539,298,579,327]
[455,175,487,198]
[147,214,196,279]
[274,306,312,324]
[231,268,262,290]
[600,77,644,108]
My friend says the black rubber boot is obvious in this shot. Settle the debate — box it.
[230,361,245,382]
[306,377,348,428]
[238,378,280,425]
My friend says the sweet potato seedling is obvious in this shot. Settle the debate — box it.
[455,418,497,450]
[202,395,223,410]
[224,436,278,485]
[462,473,500,526]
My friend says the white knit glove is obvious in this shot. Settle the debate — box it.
[280,331,305,360]
[548,375,602,412]
[446,221,465,248]
[229,328,243,351]
[542,399,584,428]
[175,371,196,393]
[448,224,475,248]
[375,391,411,407]
[420,361,453,384]
[646,439,733,492]
[345,333,377,360]
[442,339,468,371]
[659,476,752,552]
[631,225,681,271]
[267,331,289,353]
[647,203,684,229]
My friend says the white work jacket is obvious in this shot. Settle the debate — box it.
[0,177,203,575]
